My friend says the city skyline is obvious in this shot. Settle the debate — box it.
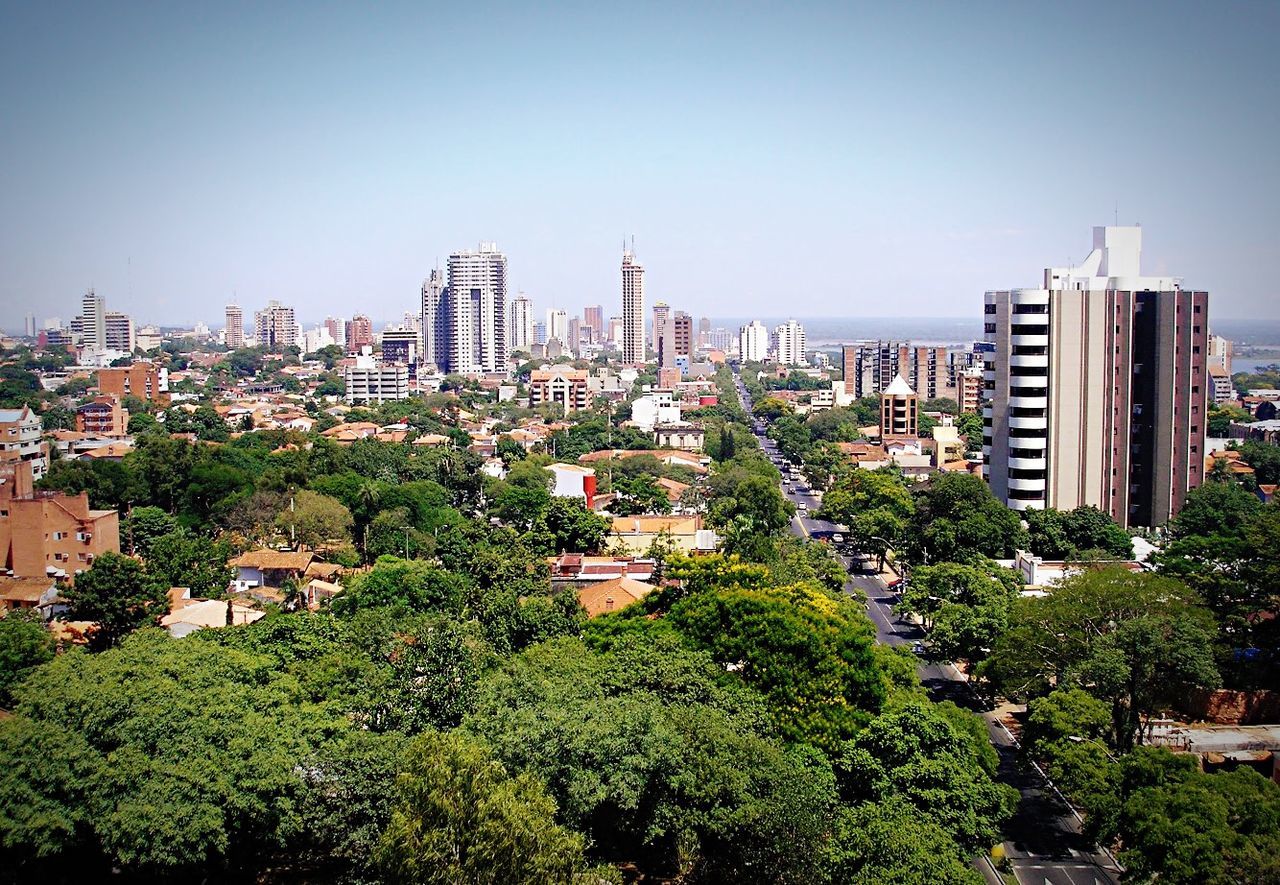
[3,3,1279,327]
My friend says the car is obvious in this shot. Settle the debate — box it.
[911,642,925,654]
[796,502,807,512]
[832,533,844,544]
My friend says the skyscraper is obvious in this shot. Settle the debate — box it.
[81,289,106,351]
[346,315,374,353]
[325,316,347,350]
[774,319,806,366]
[420,269,446,370]
[442,243,507,375]
[983,226,1208,528]
[546,309,569,346]
[105,312,135,353]
[659,311,692,368]
[584,305,604,340]
[509,293,534,352]
[23,314,35,338]
[225,305,244,349]
[254,301,298,349]
[621,249,645,364]
[739,320,769,362]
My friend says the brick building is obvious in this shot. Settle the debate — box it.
[98,361,168,404]
[75,396,129,436]
[0,406,50,481]
[0,461,120,578]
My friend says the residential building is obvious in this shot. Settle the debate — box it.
[621,249,645,364]
[707,327,733,353]
[567,316,582,353]
[75,396,129,437]
[900,345,950,401]
[654,421,705,451]
[1207,333,1233,374]
[98,361,168,404]
[631,390,682,432]
[547,463,598,507]
[1208,365,1234,405]
[652,301,671,364]
[254,301,298,349]
[578,576,655,618]
[547,309,569,347]
[532,321,547,346]
[441,243,508,374]
[0,461,120,578]
[584,305,604,340]
[608,514,716,554]
[983,225,1208,528]
[658,311,693,369]
[302,326,336,355]
[880,374,918,439]
[607,316,623,348]
[344,348,410,403]
[225,304,245,348]
[530,366,590,413]
[509,292,534,351]
[0,407,49,481]
[739,320,769,362]
[958,365,984,413]
[774,319,806,366]
[345,314,374,353]
[23,314,35,338]
[420,269,446,370]
[324,316,347,350]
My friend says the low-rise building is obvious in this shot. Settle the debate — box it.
[579,575,656,618]
[608,514,716,554]
[0,461,120,578]
[75,395,129,436]
[547,463,598,507]
[529,366,590,413]
[0,406,49,481]
[654,422,705,452]
[98,361,168,404]
[344,348,410,404]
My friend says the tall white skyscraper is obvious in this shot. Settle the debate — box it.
[105,312,135,353]
[739,320,769,362]
[254,301,298,349]
[546,309,569,345]
[774,319,806,366]
[420,269,446,370]
[23,314,35,337]
[442,243,507,374]
[225,304,244,349]
[81,290,106,351]
[621,249,645,364]
[509,293,534,351]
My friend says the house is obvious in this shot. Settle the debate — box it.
[609,515,716,554]
[654,421,705,452]
[654,477,690,504]
[997,550,1144,594]
[580,449,710,475]
[547,463,597,507]
[578,575,656,618]
[161,595,265,637]
[229,550,318,592]
[0,575,60,617]
[549,553,656,587]
[302,578,343,611]
[80,442,134,461]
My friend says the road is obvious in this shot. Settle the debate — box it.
[734,373,1120,885]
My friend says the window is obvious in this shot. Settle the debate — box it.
[984,304,997,314]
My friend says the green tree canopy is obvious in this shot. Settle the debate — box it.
[61,552,168,649]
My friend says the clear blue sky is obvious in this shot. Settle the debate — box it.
[1,1,1276,329]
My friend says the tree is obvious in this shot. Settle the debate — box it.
[1027,506,1132,560]
[836,699,1017,856]
[825,798,984,885]
[376,732,591,885]
[612,475,671,516]
[905,473,1027,564]
[145,530,235,598]
[980,567,1220,751]
[718,424,736,460]
[276,490,353,549]
[40,404,75,431]
[121,506,177,558]
[332,557,469,617]
[531,497,610,554]
[709,473,794,561]
[1169,480,1261,540]
[752,396,792,420]
[818,469,914,568]
[666,584,886,751]
[0,610,54,706]
[61,552,168,649]
[898,560,1020,663]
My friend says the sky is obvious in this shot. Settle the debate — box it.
[2,1,1278,331]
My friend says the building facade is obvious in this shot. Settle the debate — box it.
[0,407,49,481]
[983,226,1208,528]
[621,250,645,364]
[81,290,106,351]
[75,396,129,436]
[254,301,298,349]
[345,315,374,353]
[584,305,604,341]
[419,269,446,370]
[344,351,410,403]
[529,366,590,412]
[0,462,120,578]
[379,327,418,365]
[105,312,135,353]
[98,361,168,403]
[879,374,918,439]
[774,319,806,366]
[739,320,769,362]
[441,243,508,374]
[509,293,534,352]
[225,304,245,348]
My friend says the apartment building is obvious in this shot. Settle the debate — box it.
[75,396,129,437]
[0,406,49,481]
[97,361,168,404]
[529,366,590,413]
[344,350,409,404]
[739,320,769,362]
[774,319,806,366]
[0,461,120,578]
[983,226,1208,528]
[880,375,918,439]
[622,250,646,364]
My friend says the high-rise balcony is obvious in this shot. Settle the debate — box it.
[1008,476,1047,492]
[1009,395,1048,409]
[1009,414,1048,430]
[1010,353,1049,369]
[1008,456,1047,471]
[1010,333,1049,348]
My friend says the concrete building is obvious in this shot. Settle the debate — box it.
[344,348,410,404]
[739,320,769,362]
[659,311,692,369]
[0,407,49,481]
[652,302,671,365]
[441,243,508,374]
[958,365,985,413]
[379,327,419,365]
[324,316,347,350]
[621,249,646,364]
[75,396,129,437]
[509,293,534,352]
[584,305,604,341]
[345,315,374,353]
[530,366,590,413]
[880,374,918,439]
[1207,333,1233,374]
[225,305,245,348]
[1208,365,1235,404]
[81,289,106,351]
[774,319,806,366]
[631,390,682,432]
[0,461,119,578]
[254,301,298,349]
[983,226,1208,528]
[105,312,135,353]
[547,463,597,507]
[547,309,569,347]
[98,361,168,404]
[420,269,446,370]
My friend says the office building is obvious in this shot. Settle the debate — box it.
[880,375,918,439]
[346,314,374,353]
[419,269,446,370]
[23,314,35,337]
[254,301,298,349]
[225,305,245,348]
[105,312,135,353]
[529,366,590,412]
[344,348,410,403]
[510,293,534,352]
[774,319,806,366]
[547,309,569,347]
[442,243,508,374]
[652,302,670,363]
[532,321,547,346]
[739,320,769,362]
[379,327,419,365]
[983,225,1208,528]
[584,305,604,340]
[607,316,623,348]
[659,311,692,368]
[622,249,645,364]
[81,290,107,351]
[707,327,733,354]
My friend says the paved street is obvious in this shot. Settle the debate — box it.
[733,374,1120,885]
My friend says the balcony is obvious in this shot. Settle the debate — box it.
[1009,497,1045,512]
[1009,414,1048,430]
[1009,395,1048,410]
[1011,333,1049,348]
[1010,353,1049,369]
[1008,456,1047,471]
[1006,435,1046,449]
[1008,476,1047,492]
